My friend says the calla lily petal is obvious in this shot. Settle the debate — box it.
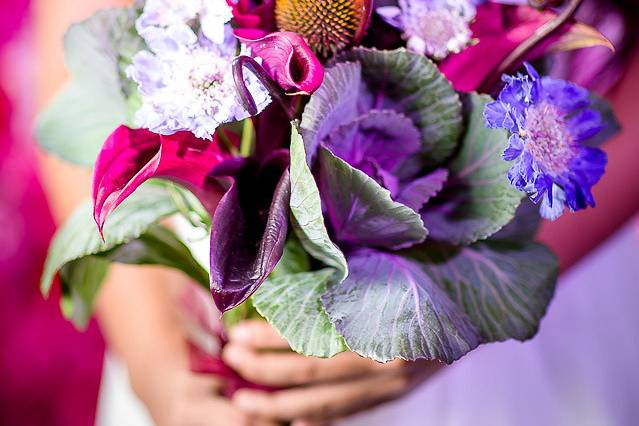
[239,31,324,95]
[229,0,276,33]
[440,3,614,92]
[92,126,231,235]
[209,149,290,312]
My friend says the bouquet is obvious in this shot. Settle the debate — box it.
[38,0,619,382]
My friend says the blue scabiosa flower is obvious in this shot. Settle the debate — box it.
[484,63,607,220]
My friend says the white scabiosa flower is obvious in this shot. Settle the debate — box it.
[377,0,477,60]
[128,0,270,140]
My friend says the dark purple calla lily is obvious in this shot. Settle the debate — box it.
[209,150,290,312]
[238,31,324,95]
[92,126,231,236]
[439,3,614,92]
[92,126,291,313]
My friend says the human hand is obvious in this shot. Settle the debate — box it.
[133,367,279,426]
[222,320,443,425]
[97,266,278,426]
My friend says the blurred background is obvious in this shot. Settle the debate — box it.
[0,0,638,425]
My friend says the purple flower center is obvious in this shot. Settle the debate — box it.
[524,102,576,176]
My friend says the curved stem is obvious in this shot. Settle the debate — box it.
[232,56,298,121]
[479,0,584,94]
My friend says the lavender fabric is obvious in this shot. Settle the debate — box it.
[340,216,639,426]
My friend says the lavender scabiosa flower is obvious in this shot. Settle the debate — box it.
[484,63,607,220]
[127,0,271,140]
[377,0,477,60]
[136,0,233,45]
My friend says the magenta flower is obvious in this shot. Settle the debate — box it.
[229,0,276,34]
[238,31,325,95]
[93,126,290,313]
[439,3,614,92]
[93,126,231,235]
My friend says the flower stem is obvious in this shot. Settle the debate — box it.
[240,118,255,157]
[479,0,584,94]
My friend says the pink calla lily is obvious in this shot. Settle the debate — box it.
[440,3,614,92]
[238,31,324,95]
[92,126,290,314]
[229,0,276,34]
[92,126,232,236]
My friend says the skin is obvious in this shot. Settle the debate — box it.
[35,0,639,424]
[223,321,441,425]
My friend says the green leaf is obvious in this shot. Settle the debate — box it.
[271,236,311,277]
[43,186,210,329]
[321,250,480,363]
[105,224,209,287]
[253,269,348,358]
[59,256,110,329]
[318,147,427,250]
[422,93,523,244]
[36,7,144,166]
[411,240,559,342]
[321,239,558,363]
[491,199,541,242]
[289,125,348,277]
[41,185,179,296]
[584,94,621,147]
[336,47,463,164]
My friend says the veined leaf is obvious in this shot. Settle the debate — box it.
[336,48,463,164]
[318,147,427,250]
[42,185,209,328]
[422,93,523,244]
[322,250,480,363]
[253,269,348,358]
[289,126,348,277]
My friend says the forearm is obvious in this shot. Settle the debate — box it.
[95,266,188,382]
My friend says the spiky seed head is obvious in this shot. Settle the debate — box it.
[275,0,372,58]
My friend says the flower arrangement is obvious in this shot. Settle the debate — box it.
[38,0,619,378]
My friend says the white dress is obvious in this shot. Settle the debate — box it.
[97,217,639,426]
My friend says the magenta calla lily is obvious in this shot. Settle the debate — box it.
[238,31,324,95]
[92,126,291,313]
[440,3,614,92]
[229,0,276,34]
[92,126,231,236]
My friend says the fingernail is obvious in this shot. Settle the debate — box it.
[234,391,258,412]
[229,325,253,344]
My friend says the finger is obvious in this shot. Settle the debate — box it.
[232,371,411,422]
[229,320,290,349]
[223,345,403,386]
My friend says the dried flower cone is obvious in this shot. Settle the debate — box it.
[275,0,372,57]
